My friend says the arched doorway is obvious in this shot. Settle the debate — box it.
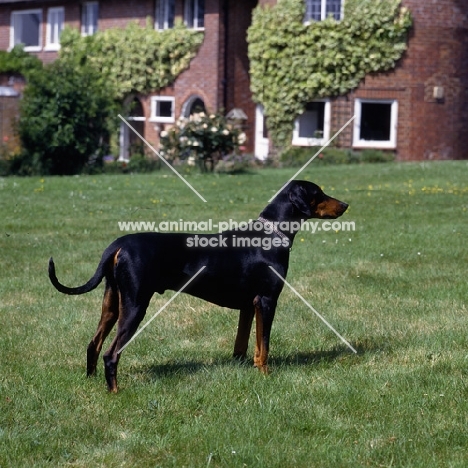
[119,97,145,161]
[181,95,207,118]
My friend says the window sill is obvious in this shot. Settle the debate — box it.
[44,44,60,52]
[353,141,397,150]
[10,44,42,53]
[292,137,326,147]
[149,117,175,124]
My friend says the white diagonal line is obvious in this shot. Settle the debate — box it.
[118,114,207,203]
[268,114,356,202]
[117,266,206,354]
[269,266,357,354]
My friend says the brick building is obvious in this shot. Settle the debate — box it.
[0,0,466,161]
[338,0,468,161]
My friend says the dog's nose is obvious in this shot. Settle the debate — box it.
[340,202,349,212]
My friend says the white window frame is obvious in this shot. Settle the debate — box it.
[292,100,331,146]
[304,0,344,23]
[10,9,43,52]
[184,0,205,30]
[353,98,398,149]
[150,96,175,123]
[155,0,175,30]
[45,7,64,51]
[81,2,98,36]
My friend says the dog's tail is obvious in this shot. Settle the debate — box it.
[48,247,118,295]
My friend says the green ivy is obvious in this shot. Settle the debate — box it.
[0,45,43,79]
[247,0,412,147]
[59,20,204,99]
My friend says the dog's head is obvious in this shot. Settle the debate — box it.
[288,180,348,219]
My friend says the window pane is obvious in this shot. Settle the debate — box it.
[305,0,322,22]
[263,116,269,139]
[360,103,391,141]
[167,0,175,28]
[158,100,173,118]
[155,0,163,29]
[49,10,64,44]
[197,0,205,28]
[184,0,194,28]
[298,102,325,138]
[156,0,175,29]
[14,12,41,47]
[83,3,98,35]
[189,98,206,115]
[326,0,342,20]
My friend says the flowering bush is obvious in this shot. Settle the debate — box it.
[159,112,246,171]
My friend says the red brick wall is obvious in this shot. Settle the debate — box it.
[341,0,468,160]
[223,0,258,153]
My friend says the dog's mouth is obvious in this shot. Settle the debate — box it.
[314,199,348,218]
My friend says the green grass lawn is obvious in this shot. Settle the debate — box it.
[0,162,467,467]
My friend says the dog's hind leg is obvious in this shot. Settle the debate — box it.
[253,295,277,374]
[87,280,119,377]
[233,306,255,360]
[102,294,152,393]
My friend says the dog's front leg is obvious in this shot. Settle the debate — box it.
[233,306,255,360]
[253,295,276,374]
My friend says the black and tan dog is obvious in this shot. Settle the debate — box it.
[49,180,348,392]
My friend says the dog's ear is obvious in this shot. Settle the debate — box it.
[289,184,313,217]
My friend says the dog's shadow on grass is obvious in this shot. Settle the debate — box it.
[139,339,382,381]
[272,337,387,367]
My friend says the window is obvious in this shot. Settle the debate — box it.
[353,99,398,149]
[82,2,98,36]
[11,10,42,52]
[304,0,343,22]
[184,0,205,29]
[292,101,331,146]
[46,7,64,50]
[155,0,175,30]
[150,96,175,123]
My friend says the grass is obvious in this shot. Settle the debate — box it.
[0,161,467,467]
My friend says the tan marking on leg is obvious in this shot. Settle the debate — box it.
[253,300,269,374]
[87,284,119,376]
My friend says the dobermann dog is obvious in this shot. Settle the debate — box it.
[49,180,348,392]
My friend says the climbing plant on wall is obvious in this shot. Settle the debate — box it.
[0,45,43,79]
[247,0,412,147]
[59,20,204,100]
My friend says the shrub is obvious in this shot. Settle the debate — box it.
[159,112,245,172]
[279,146,394,166]
[214,153,255,174]
[126,154,160,173]
[360,149,395,163]
[15,61,117,175]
